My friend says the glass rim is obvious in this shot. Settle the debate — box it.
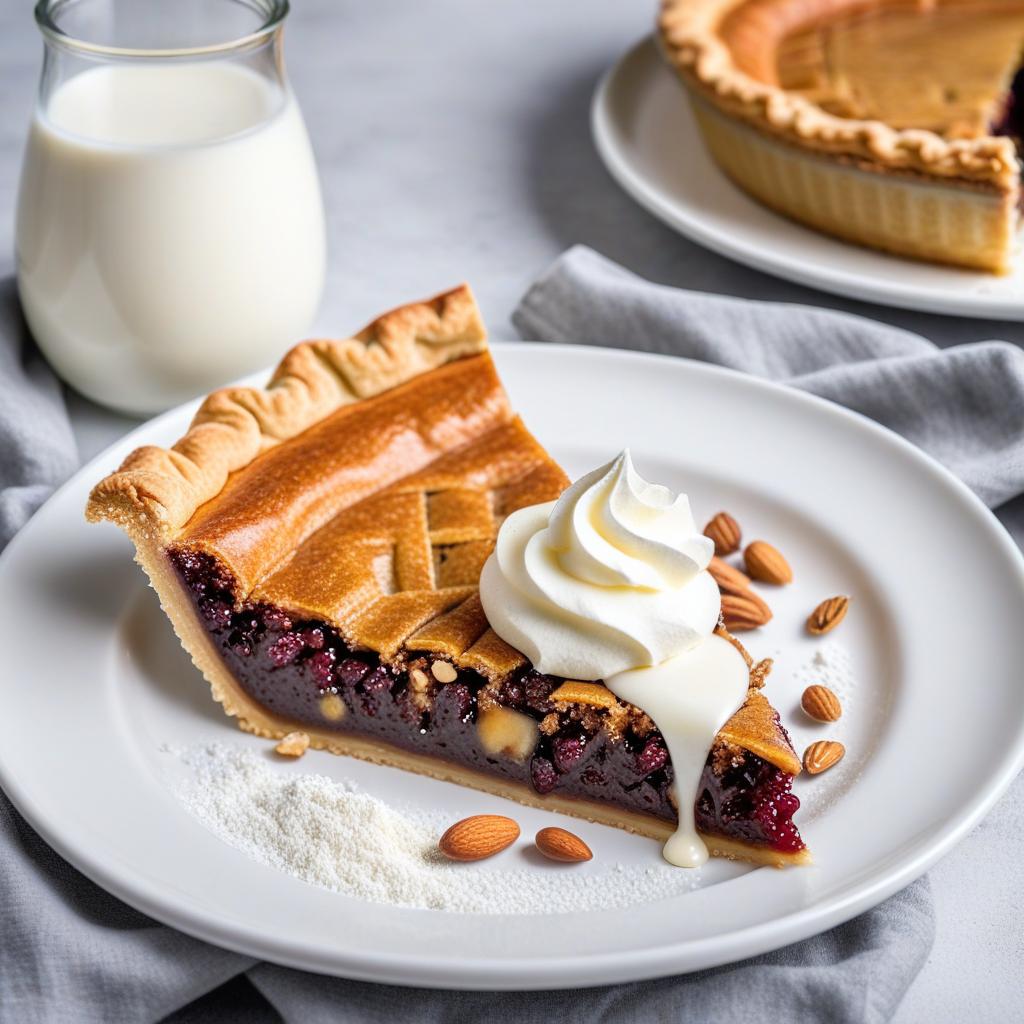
[33,0,289,59]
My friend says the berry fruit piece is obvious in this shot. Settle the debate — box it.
[267,631,304,667]
[636,738,668,776]
[530,755,558,795]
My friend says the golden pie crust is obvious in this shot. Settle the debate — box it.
[658,0,1024,271]
[88,286,807,866]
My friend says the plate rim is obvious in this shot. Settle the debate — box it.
[591,36,1024,322]
[2,341,1024,989]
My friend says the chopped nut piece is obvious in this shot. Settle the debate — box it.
[750,657,773,689]
[604,702,631,740]
[319,694,345,721]
[712,742,747,774]
[631,710,657,737]
[430,661,458,683]
[475,682,500,714]
[539,712,560,736]
[477,706,539,762]
[275,731,310,757]
[407,667,433,712]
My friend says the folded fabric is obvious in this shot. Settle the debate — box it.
[0,279,256,1023]
[513,246,1024,509]
[0,279,77,544]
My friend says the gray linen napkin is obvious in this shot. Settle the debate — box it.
[16,245,1024,1018]
[513,247,1024,508]
[0,280,77,539]
[0,280,258,1022]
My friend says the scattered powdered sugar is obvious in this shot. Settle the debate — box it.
[791,640,857,705]
[788,640,861,817]
[173,744,703,914]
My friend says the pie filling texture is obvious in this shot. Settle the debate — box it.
[169,548,806,857]
[88,286,807,866]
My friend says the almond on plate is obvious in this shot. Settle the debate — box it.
[744,540,793,585]
[801,685,842,722]
[438,815,520,861]
[803,740,845,775]
[807,596,850,635]
[721,590,772,631]
[708,556,751,596]
[535,827,593,863]
[703,512,741,556]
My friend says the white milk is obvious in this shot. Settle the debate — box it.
[16,62,326,414]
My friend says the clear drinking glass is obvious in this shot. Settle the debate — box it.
[16,0,326,414]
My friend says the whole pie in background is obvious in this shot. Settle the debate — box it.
[87,288,808,867]
[658,0,1024,272]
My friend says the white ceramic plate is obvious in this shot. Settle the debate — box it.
[592,38,1024,321]
[2,343,1023,989]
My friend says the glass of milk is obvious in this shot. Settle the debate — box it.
[16,0,326,414]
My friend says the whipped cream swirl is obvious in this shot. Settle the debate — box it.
[481,451,751,868]
[480,450,721,680]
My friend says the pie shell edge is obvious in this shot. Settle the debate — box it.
[658,0,1020,190]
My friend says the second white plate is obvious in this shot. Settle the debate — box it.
[592,37,1024,320]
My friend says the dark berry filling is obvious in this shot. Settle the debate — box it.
[696,760,804,853]
[171,548,804,854]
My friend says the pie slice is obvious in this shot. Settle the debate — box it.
[659,0,1024,272]
[87,287,808,867]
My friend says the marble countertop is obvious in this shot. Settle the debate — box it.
[1,1,1019,1017]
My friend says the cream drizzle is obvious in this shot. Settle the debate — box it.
[479,451,751,867]
[606,635,749,867]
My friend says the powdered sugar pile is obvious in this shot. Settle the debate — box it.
[173,744,703,914]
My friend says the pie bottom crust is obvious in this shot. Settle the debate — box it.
[128,525,811,871]
[688,94,1018,274]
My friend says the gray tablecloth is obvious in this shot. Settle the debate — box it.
[14,242,1024,1017]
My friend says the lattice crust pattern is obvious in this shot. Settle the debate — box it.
[86,285,572,682]
[249,416,567,677]
[167,351,570,681]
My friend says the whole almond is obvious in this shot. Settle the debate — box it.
[438,815,520,861]
[744,541,793,585]
[803,740,845,774]
[801,684,842,722]
[704,512,741,556]
[535,827,593,863]
[807,595,850,635]
[708,556,751,596]
[721,590,772,631]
